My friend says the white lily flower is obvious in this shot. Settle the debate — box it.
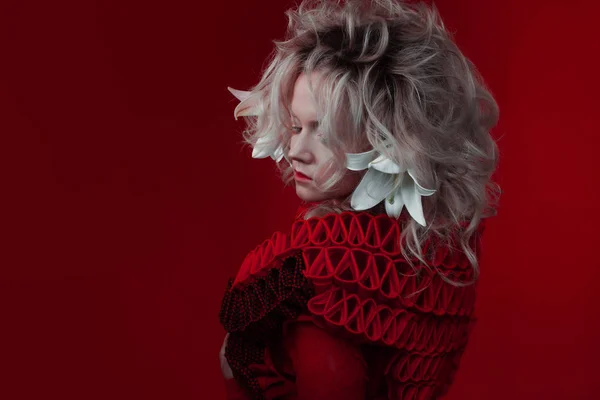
[346,150,436,226]
[251,135,285,162]
[227,87,284,162]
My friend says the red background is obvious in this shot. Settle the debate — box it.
[1,0,599,399]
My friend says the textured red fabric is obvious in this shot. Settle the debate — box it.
[224,378,252,400]
[224,318,368,400]
[286,321,367,400]
[220,211,485,399]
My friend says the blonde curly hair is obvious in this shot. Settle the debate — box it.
[236,0,500,286]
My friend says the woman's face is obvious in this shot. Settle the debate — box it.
[288,72,362,202]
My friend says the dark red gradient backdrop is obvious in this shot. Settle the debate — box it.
[1,1,598,399]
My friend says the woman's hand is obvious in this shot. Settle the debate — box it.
[220,333,234,380]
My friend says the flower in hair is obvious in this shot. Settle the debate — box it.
[346,149,436,226]
[227,87,284,162]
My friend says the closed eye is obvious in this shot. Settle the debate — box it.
[290,125,328,144]
[290,120,319,133]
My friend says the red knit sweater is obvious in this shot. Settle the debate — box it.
[219,211,484,399]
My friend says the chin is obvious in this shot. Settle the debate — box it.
[295,186,326,203]
[295,186,347,203]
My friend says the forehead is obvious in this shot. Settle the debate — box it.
[290,72,325,119]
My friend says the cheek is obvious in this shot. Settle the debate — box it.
[287,135,298,154]
[313,160,336,184]
[314,165,363,199]
[313,146,336,180]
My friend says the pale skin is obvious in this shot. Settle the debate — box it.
[220,333,233,380]
[288,71,362,202]
[220,71,363,383]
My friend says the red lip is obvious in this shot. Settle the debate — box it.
[294,170,312,181]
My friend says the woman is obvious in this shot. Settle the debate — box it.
[219,0,499,399]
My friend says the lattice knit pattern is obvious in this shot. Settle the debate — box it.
[219,211,485,399]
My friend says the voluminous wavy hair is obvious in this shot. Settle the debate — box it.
[237,0,500,286]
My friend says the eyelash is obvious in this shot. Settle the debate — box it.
[291,126,328,143]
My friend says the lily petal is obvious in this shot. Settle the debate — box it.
[252,136,279,159]
[368,154,404,174]
[346,149,377,171]
[228,87,283,162]
[234,100,261,120]
[228,87,261,120]
[271,145,285,162]
[227,87,252,102]
[401,177,427,226]
[351,169,396,211]
[385,183,405,219]
[252,147,272,159]
[407,169,436,196]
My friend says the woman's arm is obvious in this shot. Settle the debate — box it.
[223,378,251,400]
[287,322,367,400]
[220,334,251,400]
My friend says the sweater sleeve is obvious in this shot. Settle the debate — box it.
[224,377,251,400]
[285,321,367,400]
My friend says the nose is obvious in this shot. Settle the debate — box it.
[288,129,314,165]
